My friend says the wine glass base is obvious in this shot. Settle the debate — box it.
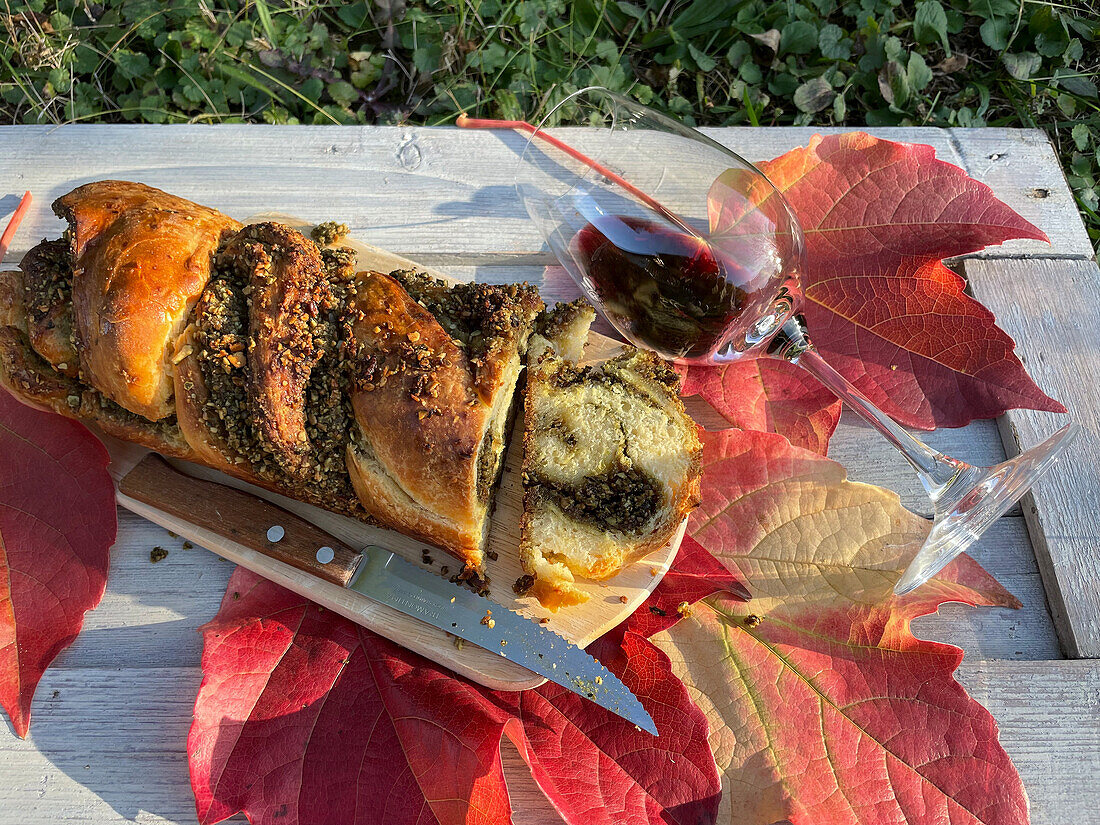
[894,424,1079,596]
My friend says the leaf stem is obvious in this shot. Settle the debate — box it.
[0,191,32,261]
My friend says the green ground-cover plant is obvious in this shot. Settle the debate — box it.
[1,0,1097,246]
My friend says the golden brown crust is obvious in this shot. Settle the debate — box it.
[345,438,476,560]
[55,181,241,420]
[0,324,196,459]
[5,182,552,576]
[345,271,486,564]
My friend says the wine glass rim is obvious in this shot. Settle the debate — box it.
[513,86,792,215]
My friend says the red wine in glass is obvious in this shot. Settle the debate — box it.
[571,216,753,361]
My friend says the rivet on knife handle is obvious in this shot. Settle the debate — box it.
[118,454,363,586]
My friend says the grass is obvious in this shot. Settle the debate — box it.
[1,0,1097,247]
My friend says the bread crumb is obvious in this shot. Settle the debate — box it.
[150,547,168,563]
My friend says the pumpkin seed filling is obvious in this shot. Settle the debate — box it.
[390,269,541,388]
[311,220,350,247]
[192,224,361,505]
[21,238,73,333]
[530,463,661,534]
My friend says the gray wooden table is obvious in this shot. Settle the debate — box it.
[0,125,1097,824]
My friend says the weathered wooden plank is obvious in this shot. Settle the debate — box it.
[949,127,1094,260]
[965,258,1100,658]
[2,661,1094,824]
[0,125,1082,265]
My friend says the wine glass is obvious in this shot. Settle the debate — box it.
[471,86,1077,595]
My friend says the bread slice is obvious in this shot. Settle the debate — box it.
[344,270,543,576]
[519,301,702,609]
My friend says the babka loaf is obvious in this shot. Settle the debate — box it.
[519,301,703,609]
[0,181,542,575]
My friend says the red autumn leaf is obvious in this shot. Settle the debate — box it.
[754,132,1061,430]
[656,426,1026,824]
[502,631,721,825]
[680,360,841,454]
[689,427,1018,615]
[656,593,1029,825]
[0,389,116,737]
[668,132,1060,451]
[190,567,721,825]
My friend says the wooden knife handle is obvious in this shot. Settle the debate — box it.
[118,455,363,586]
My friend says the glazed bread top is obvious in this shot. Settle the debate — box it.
[346,270,488,528]
[343,270,543,566]
[56,181,241,420]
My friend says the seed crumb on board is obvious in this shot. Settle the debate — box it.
[150,546,168,563]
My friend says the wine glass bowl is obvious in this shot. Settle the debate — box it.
[512,86,1077,595]
[516,91,802,363]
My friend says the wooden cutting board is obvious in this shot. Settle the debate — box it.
[110,233,686,691]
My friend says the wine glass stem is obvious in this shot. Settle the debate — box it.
[771,318,969,501]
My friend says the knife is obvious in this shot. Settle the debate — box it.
[118,454,658,735]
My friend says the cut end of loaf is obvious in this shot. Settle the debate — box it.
[518,303,702,611]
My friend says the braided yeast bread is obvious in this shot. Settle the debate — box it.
[0,181,542,576]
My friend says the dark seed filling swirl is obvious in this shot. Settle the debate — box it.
[192,225,360,505]
[192,262,272,471]
[532,463,661,534]
[22,238,73,333]
[526,351,678,536]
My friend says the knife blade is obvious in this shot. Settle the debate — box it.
[350,544,657,734]
[117,454,657,734]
